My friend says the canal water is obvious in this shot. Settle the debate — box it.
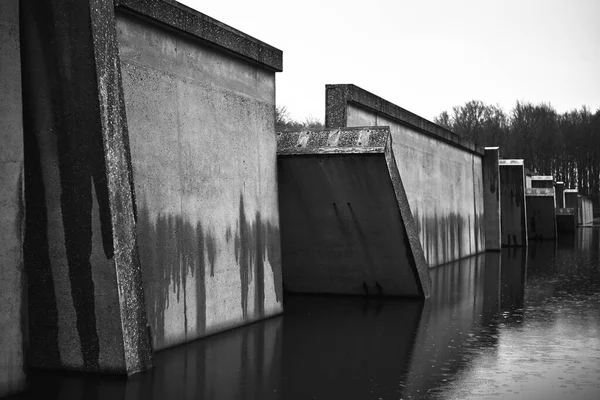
[9,227,600,399]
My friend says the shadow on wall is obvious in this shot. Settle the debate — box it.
[136,193,282,350]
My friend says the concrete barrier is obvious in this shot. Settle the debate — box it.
[564,189,578,208]
[530,176,554,188]
[556,208,577,233]
[525,188,557,240]
[325,84,485,267]
[0,0,26,395]
[578,195,594,226]
[483,147,501,251]
[499,160,527,247]
[115,1,283,351]
[554,182,565,208]
[277,127,431,298]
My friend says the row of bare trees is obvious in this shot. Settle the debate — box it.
[435,101,600,206]
[275,106,324,132]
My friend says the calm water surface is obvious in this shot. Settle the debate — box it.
[10,228,600,400]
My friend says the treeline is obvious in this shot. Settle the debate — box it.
[275,106,324,132]
[434,101,600,206]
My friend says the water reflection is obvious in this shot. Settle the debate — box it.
[8,228,600,399]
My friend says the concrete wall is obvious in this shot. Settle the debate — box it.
[277,128,431,298]
[19,0,152,374]
[564,190,578,208]
[555,182,565,208]
[499,160,527,247]
[325,85,485,267]
[483,147,501,251]
[577,196,594,226]
[116,10,283,351]
[526,188,556,240]
[530,176,553,189]
[0,0,26,395]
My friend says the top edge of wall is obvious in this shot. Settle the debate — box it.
[499,159,524,165]
[114,0,283,72]
[325,84,485,156]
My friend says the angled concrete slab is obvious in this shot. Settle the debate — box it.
[499,160,527,247]
[525,188,557,240]
[277,127,431,298]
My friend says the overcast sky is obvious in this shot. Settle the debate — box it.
[179,0,600,123]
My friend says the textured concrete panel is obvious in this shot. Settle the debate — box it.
[564,189,578,208]
[277,128,431,298]
[578,196,594,226]
[483,147,501,251]
[0,0,26,395]
[530,176,553,189]
[499,160,527,247]
[526,188,556,240]
[116,11,282,351]
[325,84,485,266]
[20,0,151,374]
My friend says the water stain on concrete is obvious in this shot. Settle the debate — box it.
[234,194,282,320]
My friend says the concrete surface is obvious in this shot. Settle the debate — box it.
[556,208,577,233]
[554,182,564,208]
[499,160,527,247]
[525,188,557,240]
[116,9,283,351]
[325,84,485,267]
[0,0,26,395]
[530,176,554,189]
[19,0,151,373]
[483,147,501,251]
[276,128,431,298]
[564,189,578,208]
[577,195,594,226]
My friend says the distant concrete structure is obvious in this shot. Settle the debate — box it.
[277,127,431,298]
[325,84,485,267]
[577,195,594,226]
[554,182,565,208]
[116,0,283,352]
[530,176,554,189]
[0,0,26,396]
[564,189,578,208]
[525,188,557,240]
[499,160,528,247]
[483,147,501,251]
[556,208,577,232]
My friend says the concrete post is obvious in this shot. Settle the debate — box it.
[554,182,564,208]
[499,160,527,247]
[483,147,501,251]
[525,188,557,240]
[0,0,26,396]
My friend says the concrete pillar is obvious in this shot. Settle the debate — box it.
[525,188,557,240]
[499,160,527,247]
[564,189,579,208]
[554,182,564,208]
[577,195,594,226]
[483,147,501,251]
[0,0,26,396]
[20,0,151,374]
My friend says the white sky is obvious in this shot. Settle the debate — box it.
[179,0,600,122]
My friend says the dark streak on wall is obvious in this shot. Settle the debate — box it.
[136,206,211,350]
[234,194,282,320]
[413,210,468,265]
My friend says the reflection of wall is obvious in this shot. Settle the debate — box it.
[0,0,26,395]
[116,10,282,351]
[499,161,527,246]
[325,85,485,266]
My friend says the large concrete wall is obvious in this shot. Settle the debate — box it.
[115,6,283,351]
[277,128,431,298]
[325,85,485,267]
[483,147,501,251]
[564,190,578,208]
[499,160,527,247]
[526,188,556,240]
[19,0,151,374]
[0,0,26,395]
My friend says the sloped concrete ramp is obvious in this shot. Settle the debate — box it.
[277,127,431,298]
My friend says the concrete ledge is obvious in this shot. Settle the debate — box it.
[325,84,484,155]
[114,0,283,72]
[276,127,431,298]
[526,188,555,197]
